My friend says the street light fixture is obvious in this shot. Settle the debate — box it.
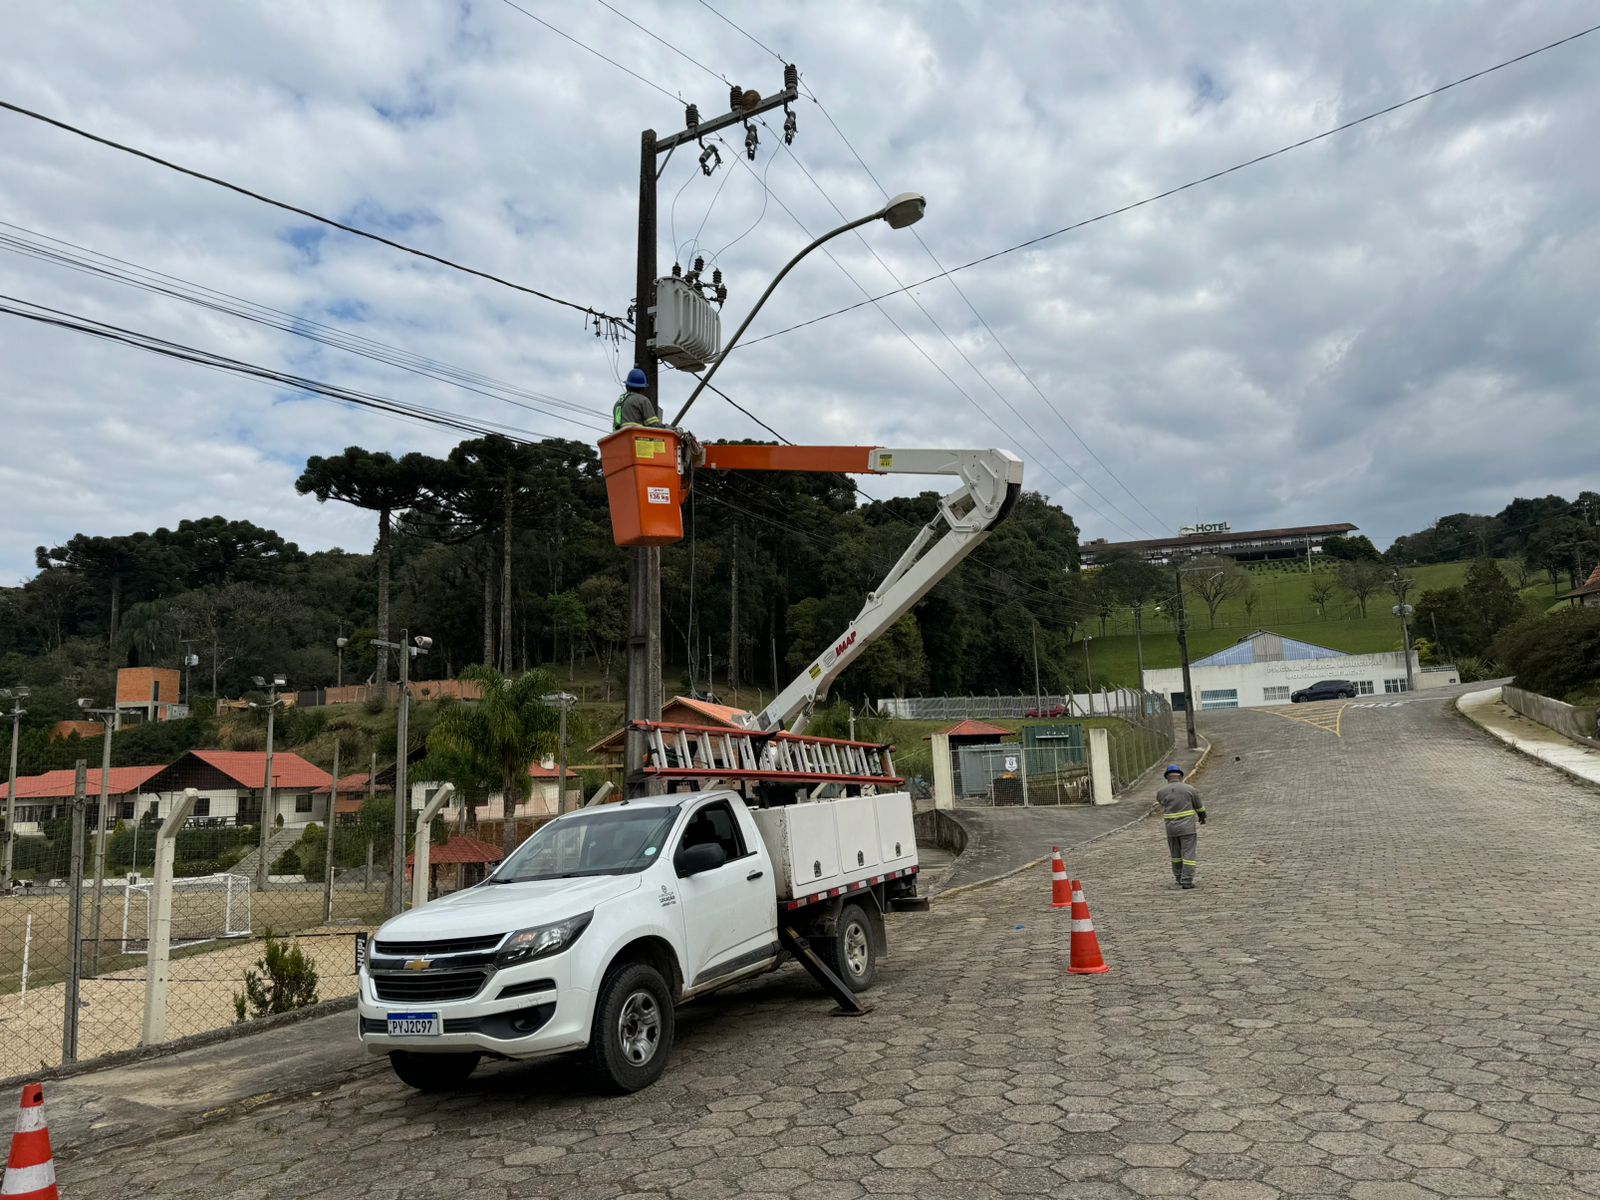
[248,676,288,893]
[335,637,349,689]
[370,631,430,916]
[672,192,928,426]
[1,687,30,891]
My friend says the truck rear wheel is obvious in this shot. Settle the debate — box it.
[817,902,878,993]
[589,961,675,1093]
[389,1050,480,1092]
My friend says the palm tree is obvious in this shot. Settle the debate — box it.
[426,666,561,853]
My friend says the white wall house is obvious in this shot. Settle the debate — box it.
[138,750,333,828]
[1142,631,1453,711]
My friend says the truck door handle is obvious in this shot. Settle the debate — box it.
[747,870,764,881]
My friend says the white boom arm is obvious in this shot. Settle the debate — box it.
[743,448,1023,734]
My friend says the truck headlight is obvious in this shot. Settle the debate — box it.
[496,912,593,967]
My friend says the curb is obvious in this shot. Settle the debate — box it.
[933,736,1212,903]
[1457,688,1600,794]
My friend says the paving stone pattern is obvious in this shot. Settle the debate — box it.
[61,694,1600,1198]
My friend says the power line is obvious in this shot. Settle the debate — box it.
[0,294,560,444]
[498,0,684,104]
[0,97,630,333]
[695,0,786,66]
[740,19,1600,347]
[0,222,609,434]
[799,90,1175,534]
[764,122,1157,538]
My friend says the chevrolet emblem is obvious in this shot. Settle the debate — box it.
[404,959,430,972]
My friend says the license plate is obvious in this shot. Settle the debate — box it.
[386,1011,441,1037]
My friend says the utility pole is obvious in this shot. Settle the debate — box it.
[1173,567,1199,750]
[371,632,429,915]
[627,68,801,797]
[248,676,286,893]
[74,698,116,976]
[1081,636,1094,699]
[1,687,28,890]
[1031,621,1042,711]
[1389,571,1417,692]
[322,734,340,924]
[544,693,577,814]
[1133,605,1146,686]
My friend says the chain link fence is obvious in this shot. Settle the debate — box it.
[878,688,1156,721]
[1,753,405,1080]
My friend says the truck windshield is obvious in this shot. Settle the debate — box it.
[491,805,681,882]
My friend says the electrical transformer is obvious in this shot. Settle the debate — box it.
[652,276,722,371]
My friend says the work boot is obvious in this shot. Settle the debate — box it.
[1181,880,1197,890]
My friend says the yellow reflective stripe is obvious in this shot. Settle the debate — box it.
[1163,810,1196,819]
[1181,860,1198,866]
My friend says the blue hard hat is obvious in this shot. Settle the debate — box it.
[1164,764,1184,777]
[625,367,649,391]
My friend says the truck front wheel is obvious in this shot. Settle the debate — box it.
[388,1051,480,1092]
[818,902,878,993]
[589,961,675,1093]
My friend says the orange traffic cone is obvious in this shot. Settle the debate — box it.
[2,1083,58,1200]
[1049,848,1072,908]
[1066,880,1111,975]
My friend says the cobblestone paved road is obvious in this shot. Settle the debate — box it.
[63,691,1600,1199]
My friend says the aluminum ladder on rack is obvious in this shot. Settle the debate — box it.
[630,721,902,787]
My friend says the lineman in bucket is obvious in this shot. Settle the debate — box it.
[1157,764,1206,889]
[613,367,663,429]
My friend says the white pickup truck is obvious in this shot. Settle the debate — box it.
[357,788,921,1092]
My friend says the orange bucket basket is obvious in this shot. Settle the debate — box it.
[598,427,684,547]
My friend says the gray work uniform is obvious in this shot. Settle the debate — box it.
[612,391,661,429]
[1156,781,1206,885]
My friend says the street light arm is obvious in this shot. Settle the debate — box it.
[671,207,887,427]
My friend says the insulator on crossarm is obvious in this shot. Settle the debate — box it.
[685,103,699,132]
[784,63,798,91]
[729,83,742,111]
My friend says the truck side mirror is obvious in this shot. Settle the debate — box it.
[675,843,727,878]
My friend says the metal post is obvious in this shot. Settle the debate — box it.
[626,127,662,800]
[1081,637,1093,710]
[3,699,22,889]
[1133,606,1145,686]
[391,637,411,917]
[63,759,87,1064]
[89,714,113,975]
[142,787,199,1046]
[322,736,339,924]
[256,691,276,893]
[1174,568,1199,751]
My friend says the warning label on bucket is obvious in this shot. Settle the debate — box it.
[647,486,672,505]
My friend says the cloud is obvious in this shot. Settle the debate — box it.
[1,0,1597,582]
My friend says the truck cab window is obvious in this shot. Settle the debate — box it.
[680,800,747,863]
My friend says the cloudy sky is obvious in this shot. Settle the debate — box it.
[2,0,1597,582]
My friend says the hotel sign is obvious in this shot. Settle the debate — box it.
[1180,521,1232,536]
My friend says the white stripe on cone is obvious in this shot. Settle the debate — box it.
[1070,919,1096,933]
[11,1108,44,1136]
[1,1159,56,1194]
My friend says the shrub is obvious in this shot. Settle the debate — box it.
[233,934,320,1021]
[271,847,301,875]
[1493,607,1600,702]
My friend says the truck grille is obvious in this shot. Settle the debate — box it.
[373,933,503,956]
[371,968,489,1003]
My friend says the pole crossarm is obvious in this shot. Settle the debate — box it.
[654,77,800,153]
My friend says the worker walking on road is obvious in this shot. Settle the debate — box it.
[613,367,662,429]
[1157,764,1206,889]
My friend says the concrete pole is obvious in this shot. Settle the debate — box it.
[1174,567,1199,751]
[3,701,21,889]
[63,759,87,1064]
[556,702,570,815]
[88,714,114,975]
[322,736,339,925]
[391,639,412,917]
[625,128,662,800]
[255,692,277,894]
[142,787,200,1046]
[410,784,455,910]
